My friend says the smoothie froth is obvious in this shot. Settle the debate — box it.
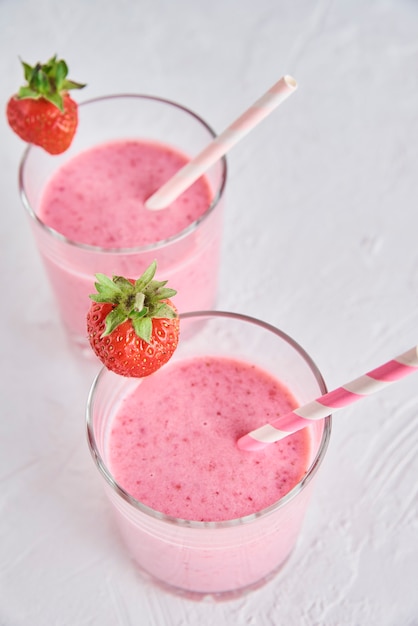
[108,355,311,522]
[39,139,213,247]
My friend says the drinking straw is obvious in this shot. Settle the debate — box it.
[237,346,418,452]
[145,75,297,210]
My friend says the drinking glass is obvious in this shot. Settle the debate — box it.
[20,95,227,352]
[86,311,331,599]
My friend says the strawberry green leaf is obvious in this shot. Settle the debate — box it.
[135,260,157,291]
[113,276,135,292]
[22,61,33,82]
[101,308,128,337]
[154,287,177,300]
[33,72,48,94]
[91,274,127,304]
[95,273,123,295]
[132,316,152,343]
[131,307,148,321]
[46,92,64,111]
[89,293,115,304]
[152,303,178,319]
[62,79,86,90]
[92,285,119,300]
[148,278,167,287]
[17,87,42,100]
[55,59,68,86]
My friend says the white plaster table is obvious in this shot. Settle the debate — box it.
[1,1,417,624]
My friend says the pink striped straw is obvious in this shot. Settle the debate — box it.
[145,75,297,210]
[237,346,418,452]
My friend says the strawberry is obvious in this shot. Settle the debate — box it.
[87,261,180,378]
[6,55,85,154]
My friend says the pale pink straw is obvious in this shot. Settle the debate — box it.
[237,346,418,452]
[145,75,297,210]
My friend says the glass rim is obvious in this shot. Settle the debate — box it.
[86,310,332,529]
[19,93,228,254]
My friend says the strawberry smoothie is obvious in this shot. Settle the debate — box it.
[108,355,309,522]
[20,95,226,349]
[39,140,213,249]
[87,312,331,597]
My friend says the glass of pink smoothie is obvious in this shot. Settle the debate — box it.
[86,311,331,599]
[19,95,227,352]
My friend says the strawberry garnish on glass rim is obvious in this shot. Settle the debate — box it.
[87,261,180,378]
[6,55,85,154]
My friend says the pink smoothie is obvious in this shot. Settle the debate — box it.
[33,140,223,345]
[107,355,311,522]
[39,139,213,247]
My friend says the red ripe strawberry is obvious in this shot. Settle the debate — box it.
[87,261,180,378]
[6,55,85,154]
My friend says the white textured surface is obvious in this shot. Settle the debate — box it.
[1,1,418,624]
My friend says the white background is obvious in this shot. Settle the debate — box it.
[1,1,418,624]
